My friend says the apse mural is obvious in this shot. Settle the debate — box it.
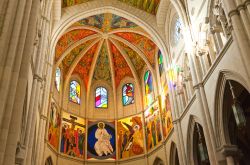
[144,70,154,107]
[161,87,173,138]
[60,112,86,158]
[95,87,108,108]
[87,120,116,160]
[117,114,144,159]
[48,101,61,150]
[122,83,134,106]
[144,101,162,150]
[69,80,81,104]
[55,67,61,91]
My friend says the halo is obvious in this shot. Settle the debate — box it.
[97,122,105,128]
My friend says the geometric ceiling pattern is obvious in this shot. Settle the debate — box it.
[55,13,159,89]
[62,0,161,15]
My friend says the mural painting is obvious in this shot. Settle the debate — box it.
[87,120,116,160]
[62,0,93,7]
[48,101,61,150]
[117,114,144,159]
[144,101,162,151]
[161,86,173,138]
[60,112,86,159]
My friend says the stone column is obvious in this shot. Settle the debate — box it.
[34,1,53,164]
[0,0,39,164]
[221,0,250,77]
[188,47,218,165]
[219,145,241,165]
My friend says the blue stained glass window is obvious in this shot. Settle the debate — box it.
[69,80,81,104]
[95,87,108,108]
[122,83,134,106]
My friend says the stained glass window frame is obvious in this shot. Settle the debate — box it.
[158,51,164,77]
[170,15,183,46]
[95,86,108,108]
[55,67,61,92]
[122,83,135,106]
[69,80,81,104]
[144,70,154,107]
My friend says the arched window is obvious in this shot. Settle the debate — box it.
[45,156,53,165]
[95,87,108,108]
[55,67,61,91]
[158,51,164,76]
[144,70,154,107]
[69,80,81,104]
[122,83,134,106]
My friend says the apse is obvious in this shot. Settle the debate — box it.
[48,13,173,161]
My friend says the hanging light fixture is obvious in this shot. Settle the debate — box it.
[228,80,246,129]
[196,123,209,163]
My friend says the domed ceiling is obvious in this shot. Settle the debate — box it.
[62,0,161,15]
[55,13,159,89]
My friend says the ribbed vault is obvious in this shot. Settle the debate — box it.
[55,13,160,93]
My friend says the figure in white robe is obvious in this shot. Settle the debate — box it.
[94,122,113,156]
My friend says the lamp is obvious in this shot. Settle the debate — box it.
[196,123,209,163]
[228,80,246,129]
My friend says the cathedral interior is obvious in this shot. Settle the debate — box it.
[0,0,250,165]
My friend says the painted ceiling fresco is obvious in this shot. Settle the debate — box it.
[55,29,96,60]
[115,32,156,67]
[93,43,112,84]
[110,42,134,87]
[73,43,98,88]
[62,0,161,15]
[55,13,159,89]
[115,40,146,77]
[71,13,143,33]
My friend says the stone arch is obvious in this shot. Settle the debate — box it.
[153,156,165,165]
[170,142,180,165]
[186,115,203,165]
[45,156,53,165]
[214,70,250,148]
[187,115,210,165]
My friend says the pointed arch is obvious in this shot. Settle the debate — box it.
[153,156,164,165]
[45,156,53,165]
[170,142,180,165]
[186,115,210,165]
[214,70,250,148]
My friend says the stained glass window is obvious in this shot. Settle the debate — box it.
[158,51,164,76]
[55,67,61,91]
[122,83,134,106]
[144,70,154,107]
[69,80,81,104]
[174,17,183,45]
[95,87,108,108]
